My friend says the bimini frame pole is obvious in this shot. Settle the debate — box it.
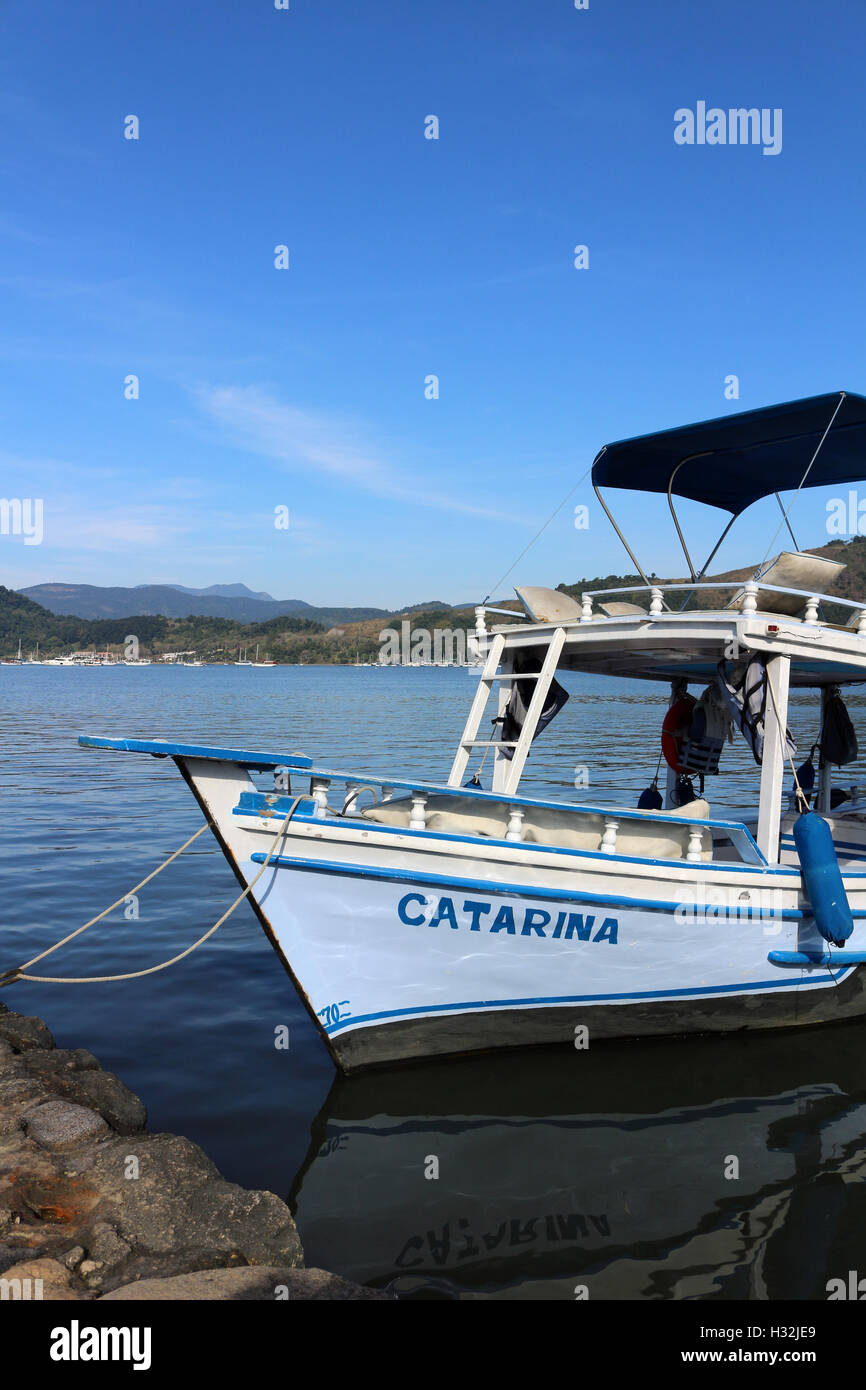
[592,451,661,600]
[666,453,714,581]
[757,655,791,863]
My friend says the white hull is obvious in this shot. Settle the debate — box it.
[177,756,866,1071]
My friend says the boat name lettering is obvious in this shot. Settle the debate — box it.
[395,1213,612,1268]
[397,894,618,944]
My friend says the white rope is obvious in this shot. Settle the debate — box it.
[764,669,808,812]
[1,798,302,986]
[482,464,593,604]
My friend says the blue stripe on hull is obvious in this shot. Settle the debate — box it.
[320,970,850,1035]
[249,850,809,919]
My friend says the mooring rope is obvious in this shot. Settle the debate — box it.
[0,797,302,987]
[764,671,809,813]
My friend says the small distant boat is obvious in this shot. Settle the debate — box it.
[123,659,152,667]
[235,646,252,666]
[252,644,276,667]
[3,639,25,665]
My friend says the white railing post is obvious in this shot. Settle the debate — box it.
[686,827,704,862]
[310,777,330,818]
[505,806,524,842]
[601,819,619,854]
[858,608,866,635]
[742,581,759,614]
[410,793,428,830]
[649,587,664,616]
[803,595,819,623]
[580,594,593,623]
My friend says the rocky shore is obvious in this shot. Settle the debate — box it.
[0,1003,388,1300]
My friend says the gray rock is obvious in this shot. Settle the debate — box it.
[63,1245,85,1269]
[0,1075,48,1106]
[22,1052,145,1134]
[83,1133,303,1291]
[0,1244,23,1274]
[23,1048,100,1075]
[65,1068,146,1135]
[101,1266,393,1300]
[25,1101,110,1152]
[0,1013,55,1052]
[0,1040,15,1062]
[87,1220,131,1269]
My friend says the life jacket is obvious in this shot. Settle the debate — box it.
[678,682,734,775]
[716,655,797,766]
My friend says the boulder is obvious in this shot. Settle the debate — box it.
[26,1101,111,1152]
[79,1132,303,1292]
[0,1013,55,1052]
[22,1052,145,1134]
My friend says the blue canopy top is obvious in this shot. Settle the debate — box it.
[592,392,866,515]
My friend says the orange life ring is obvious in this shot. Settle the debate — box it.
[662,695,696,774]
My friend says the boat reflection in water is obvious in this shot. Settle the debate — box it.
[289,1024,866,1299]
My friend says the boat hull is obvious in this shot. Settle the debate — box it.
[165,754,866,1071]
[245,857,866,1070]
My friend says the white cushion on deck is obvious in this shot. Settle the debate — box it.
[597,600,648,617]
[616,798,712,861]
[521,808,605,850]
[728,552,846,617]
[362,794,711,860]
[514,585,584,623]
[361,794,508,839]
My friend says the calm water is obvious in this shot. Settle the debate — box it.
[3,664,866,1299]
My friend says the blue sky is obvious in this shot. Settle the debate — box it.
[1,0,865,608]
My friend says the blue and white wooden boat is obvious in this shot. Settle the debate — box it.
[80,392,866,1071]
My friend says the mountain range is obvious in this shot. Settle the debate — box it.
[19,583,392,629]
[6,536,866,662]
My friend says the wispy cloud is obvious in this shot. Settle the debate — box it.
[193,384,527,524]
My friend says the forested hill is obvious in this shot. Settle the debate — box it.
[0,587,327,662]
[0,588,477,663]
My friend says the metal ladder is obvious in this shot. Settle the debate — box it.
[447,627,567,794]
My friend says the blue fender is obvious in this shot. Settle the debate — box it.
[793,812,854,946]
